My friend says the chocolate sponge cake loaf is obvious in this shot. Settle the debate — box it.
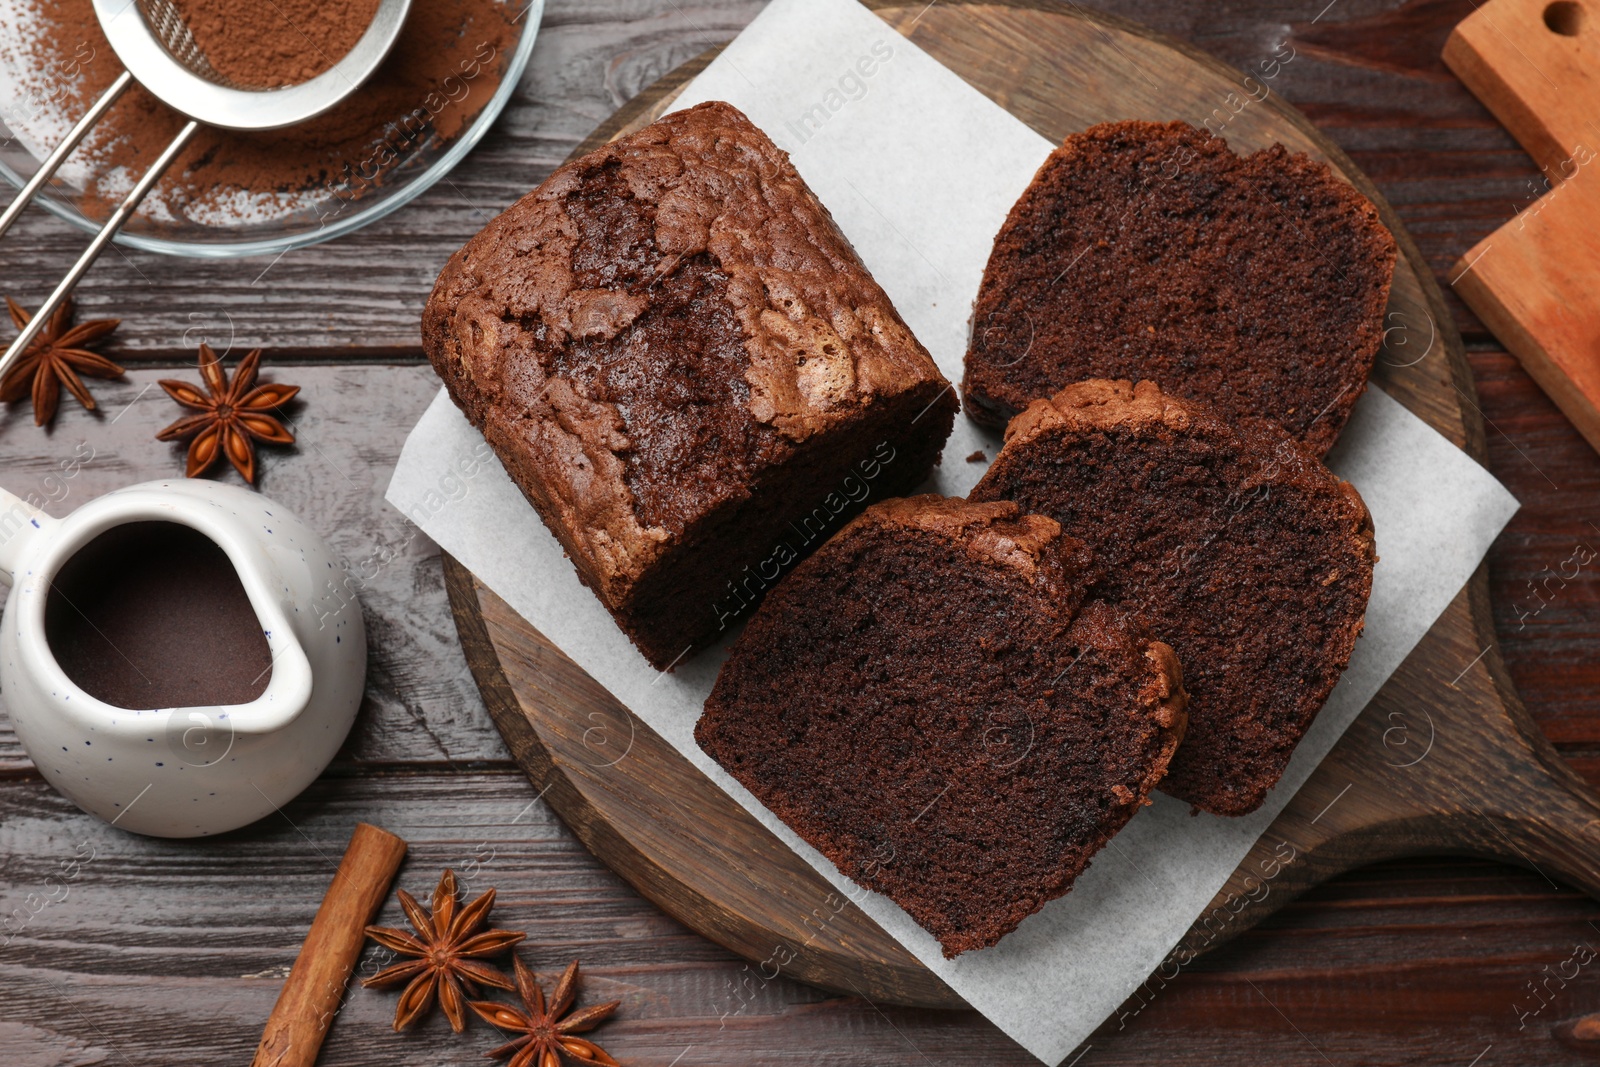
[423,101,957,669]
[697,495,1187,956]
[972,380,1376,816]
[964,120,1398,456]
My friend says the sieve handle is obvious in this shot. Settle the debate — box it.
[0,118,199,387]
[0,69,134,243]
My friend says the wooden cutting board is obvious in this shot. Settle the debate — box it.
[1445,0,1600,455]
[442,0,1600,1009]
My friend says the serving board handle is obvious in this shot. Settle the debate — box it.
[1494,772,1600,901]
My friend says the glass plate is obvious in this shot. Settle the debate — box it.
[0,0,542,259]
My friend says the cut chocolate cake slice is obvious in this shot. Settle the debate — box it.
[423,101,957,669]
[696,495,1187,956]
[964,120,1397,456]
[972,379,1376,816]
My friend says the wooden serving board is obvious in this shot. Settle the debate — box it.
[1444,0,1600,457]
[443,0,1600,1009]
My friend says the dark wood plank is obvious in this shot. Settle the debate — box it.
[5,770,1600,1065]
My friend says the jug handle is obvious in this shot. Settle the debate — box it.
[0,487,56,585]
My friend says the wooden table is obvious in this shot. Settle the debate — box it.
[3,1,1598,1064]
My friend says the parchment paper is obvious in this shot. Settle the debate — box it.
[387,0,1520,1059]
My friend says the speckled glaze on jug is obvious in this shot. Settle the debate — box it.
[0,479,365,837]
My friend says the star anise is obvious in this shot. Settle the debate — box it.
[156,344,298,483]
[362,869,526,1033]
[470,956,621,1067]
[1,296,122,426]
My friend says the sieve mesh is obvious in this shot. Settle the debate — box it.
[133,0,251,88]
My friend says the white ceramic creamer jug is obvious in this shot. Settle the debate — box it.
[0,479,365,837]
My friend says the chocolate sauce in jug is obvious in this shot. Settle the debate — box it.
[44,522,273,709]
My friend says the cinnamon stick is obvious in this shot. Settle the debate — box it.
[252,822,408,1067]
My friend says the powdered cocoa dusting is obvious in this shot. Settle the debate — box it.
[3,0,517,225]
[171,0,382,88]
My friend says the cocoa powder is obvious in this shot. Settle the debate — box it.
[171,0,382,88]
[2,0,518,225]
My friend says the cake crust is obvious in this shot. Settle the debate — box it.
[964,120,1398,456]
[423,101,956,667]
[697,494,1187,955]
[974,379,1376,816]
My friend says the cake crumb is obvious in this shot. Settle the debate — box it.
[966,449,987,463]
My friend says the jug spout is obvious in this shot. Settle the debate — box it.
[0,487,55,585]
[229,637,316,736]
